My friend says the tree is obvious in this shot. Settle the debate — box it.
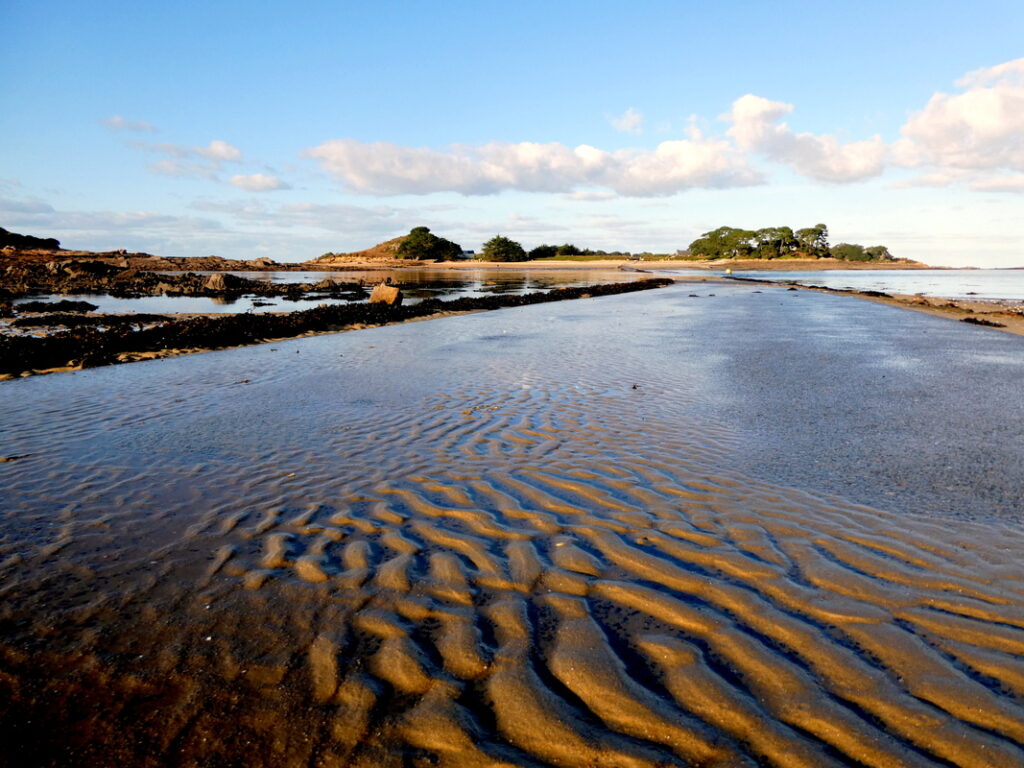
[864,245,894,261]
[396,226,463,261]
[830,243,866,261]
[556,243,582,256]
[753,226,798,258]
[528,244,558,260]
[688,226,755,259]
[480,235,527,262]
[795,223,829,258]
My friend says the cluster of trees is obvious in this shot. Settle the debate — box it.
[687,223,895,262]
[829,243,894,261]
[396,227,463,260]
[526,243,628,259]
[479,235,528,262]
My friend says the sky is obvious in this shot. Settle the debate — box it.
[2,1,1023,267]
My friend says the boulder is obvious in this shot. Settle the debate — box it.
[203,273,228,291]
[202,273,245,291]
[314,278,337,290]
[368,282,402,306]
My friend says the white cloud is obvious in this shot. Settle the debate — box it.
[228,173,291,191]
[103,115,157,133]
[0,197,56,214]
[303,136,761,197]
[610,107,644,134]
[191,199,402,232]
[149,159,220,179]
[199,140,243,162]
[969,173,1024,193]
[132,139,244,180]
[725,94,886,182]
[563,191,616,202]
[892,57,1024,177]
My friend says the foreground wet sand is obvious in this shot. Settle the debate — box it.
[2,283,1023,767]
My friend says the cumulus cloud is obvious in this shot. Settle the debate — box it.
[892,57,1024,177]
[303,136,761,197]
[103,115,157,133]
[198,140,243,162]
[724,94,886,182]
[610,107,644,134]
[228,173,291,191]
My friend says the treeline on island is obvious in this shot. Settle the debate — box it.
[686,224,894,262]
[315,224,897,263]
[343,227,630,263]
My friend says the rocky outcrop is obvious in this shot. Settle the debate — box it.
[46,259,122,278]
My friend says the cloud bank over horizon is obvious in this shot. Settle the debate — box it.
[302,58,1024,197]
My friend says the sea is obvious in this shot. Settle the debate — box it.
[728,268,1024,301]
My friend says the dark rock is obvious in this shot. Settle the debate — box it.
[16,300,98,313]
[0,227,61,251]
[961,317,1006,328]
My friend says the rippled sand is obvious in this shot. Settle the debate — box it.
[2,284,1024,767]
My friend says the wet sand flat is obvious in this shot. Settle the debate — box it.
[2,282,1024,767]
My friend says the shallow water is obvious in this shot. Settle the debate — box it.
[14,268,655,316]
[2,283,1024,767]
[733,268,1024,300]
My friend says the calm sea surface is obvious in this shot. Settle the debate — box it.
[730,268,1024,300]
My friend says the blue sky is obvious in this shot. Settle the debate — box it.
[2,1,1023,266]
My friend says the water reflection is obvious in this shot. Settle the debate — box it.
[733,268,1024,301]
[15,268,653,316]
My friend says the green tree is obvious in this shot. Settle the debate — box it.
[864,245,894,261]
[396,226,463,260]
[480,235,527,262]
[556,243,582,256]
[528,244,558,260]
[688,226,755,259]
[830,243,866,261]
[795,223,829,258]
[753,226,798,258]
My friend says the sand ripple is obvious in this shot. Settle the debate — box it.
[2,303,1024,766]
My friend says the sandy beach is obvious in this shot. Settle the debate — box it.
[2,281,1024,767]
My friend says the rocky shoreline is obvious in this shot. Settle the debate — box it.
[1,254,366,304]
[0,278,674,378]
